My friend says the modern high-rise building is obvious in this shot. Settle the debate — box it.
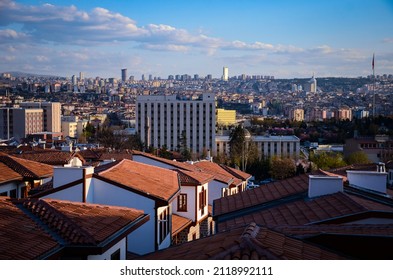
[222,67,229,81]
[0,108,44,140]
[121,68,127,82]
[136,93,216,155]
[20,102,61,133]
[79,72,84,83]
[71,75,77,85]
[304,74,317,93]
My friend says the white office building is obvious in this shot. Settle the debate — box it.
[216,135,300,159]
[136,93,216,155]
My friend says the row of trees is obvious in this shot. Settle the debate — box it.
[216,125,373,181]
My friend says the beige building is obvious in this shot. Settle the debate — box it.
[136,93,216,154]
[0,108,44,140]
[61,120,88,138]
[216,108,236,126]
[20,102,61,133]
[336,107,352,121]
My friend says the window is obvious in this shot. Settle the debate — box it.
[0,191,7,197]
[110,249,121,260]
[199,187,207,215]
[159,208,170,243]
[9,189,17,198]
[177,194,187,212]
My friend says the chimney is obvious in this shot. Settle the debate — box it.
[347,170,387,194]
[206,149,213,162]
[377,162,386,173]
[308,175,343,198]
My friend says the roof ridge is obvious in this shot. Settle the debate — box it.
[0,154,38,178]
[20,199,96,245]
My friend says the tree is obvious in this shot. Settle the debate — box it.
[179,130,191,161]
[310,151,347,170]
[345,151,371,165]
[229,125,259,171]
[270,157,296,180]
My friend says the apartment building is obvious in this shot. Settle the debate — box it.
[20,102,61,133]
[136,93,216,155]
[0,108,44,140]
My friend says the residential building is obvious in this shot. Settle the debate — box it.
[344,134,393,162]
[215,134,300,159]
[0,152,53,198]
[212,168,393,259]
[20,102,61,133]
[0,108,43,140]
[0,197,148,260]
[304,74,317,93]
[140,222,345,260]
[121,68,127,82]
[289,108,304,122]
[32,160,181,255]
[136,93,216,155]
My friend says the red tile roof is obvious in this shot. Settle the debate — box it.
[175,169,215,186]
[0,197,60,259]
[13,150,85,166]
[0,162,23,184]
[172,214,192,236]
[97,159,180,201]
[193,161,242,185]
[214,174,309,217]
[0,197,149,259]
[217,192,393,232]
[22,198,147,245]
[0,152,53,179]
[140,223,345,260]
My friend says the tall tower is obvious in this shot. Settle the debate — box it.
[222,66,229,81]
[121,68,127,82]
[79,72,84,83]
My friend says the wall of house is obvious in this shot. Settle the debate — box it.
[345,218,393,225]
[172,185,195,222]
[208,180,226,205]
[0,182,17,197]
[347,171,387,193]
[87,238,126,260]
[53,167,93,187]
[92,179,157,255]
[41,183,83,202]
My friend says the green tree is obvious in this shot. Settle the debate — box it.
[179,130,191,161]
[345,151,371,165]
[270,157,296,180]
[310,151,347,170]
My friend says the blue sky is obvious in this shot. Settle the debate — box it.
[1,0,393,79]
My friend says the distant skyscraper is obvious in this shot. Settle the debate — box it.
[142,74,146,81]
[72,75,77,85]
[222,67,229,81]
[149,74,153,81]
[304,74,317,93]
[121,68,127,82]
[79,72,84,82]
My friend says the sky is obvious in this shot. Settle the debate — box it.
[1,0,393,79]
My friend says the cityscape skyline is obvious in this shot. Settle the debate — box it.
[1,0,393,79]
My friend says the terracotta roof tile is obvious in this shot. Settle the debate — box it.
[172,214,192,236]
[12,150,85,166]
[97,159,180,201]
[193,161,242,185]
[214,174,309,216]
[217,191,393,232]
[0,152,53,179]
[140,223,345,260]
[0,162,23,183]
[0,197,59,259]
[174,169,215,186]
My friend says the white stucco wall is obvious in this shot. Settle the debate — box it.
[172,186,195,221]
[53,166,93,187]
[208,180,227,205]
[0,182,17,197]
[87,238,126,260]
[347,171,388,193]
[92,179,157,255]
[41,183,83,202]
